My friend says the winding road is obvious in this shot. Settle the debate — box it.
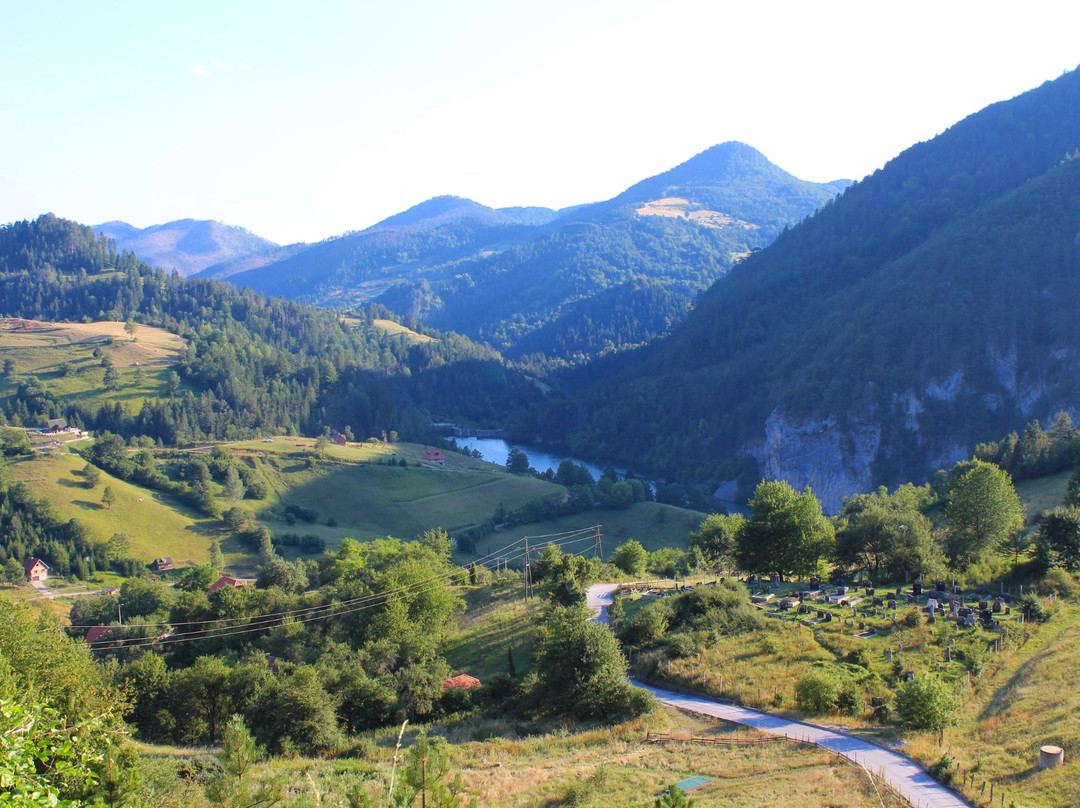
[586,583,972,808]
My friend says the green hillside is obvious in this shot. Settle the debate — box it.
[541,66,1080,507]
[4,451,226,567]
[219,143,846,374]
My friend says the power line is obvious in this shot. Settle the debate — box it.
[73,526,604,651]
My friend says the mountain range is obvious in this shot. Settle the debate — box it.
[541,66,1080,510]
[104,143,847,376]
[22,65,1080,512]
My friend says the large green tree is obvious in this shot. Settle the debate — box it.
[943,460,1025,569]
[689,512,743,570]
[1034,506,1080,572]
[834,485,938,581]
[532,603,652,720]
[736,480,834,579]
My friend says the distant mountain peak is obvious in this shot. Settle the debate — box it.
[94,219,277,276]
[370,196,556,230]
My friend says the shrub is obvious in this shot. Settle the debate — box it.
[1038,567,1080,599]
[665,632,697,659]
[1017,592,1049,623]
[928,753,957,786]
[796,667,841,713]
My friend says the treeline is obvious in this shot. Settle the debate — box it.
[0,480,107,578]
[73,533,471,754]
[85,433,266,518]
[0,214,544,443]
[974,411,1079,481]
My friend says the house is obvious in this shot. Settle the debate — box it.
[151,557,173,572]
[46,417,67,433]
[330,430,348,446]
[23,557,49,582]
[423,449,447,465]
[207,575,247,594]
[441,674,482,692]
[84,627,112,647]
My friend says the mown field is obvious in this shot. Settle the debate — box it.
[4,451,228,566]
[0,318,187,414]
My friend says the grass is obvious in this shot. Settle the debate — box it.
[3,452,228,567]
[920,603,1080,808]
[147,711,904,808]
[443,585,545,680]
[229,439,559,548]
[468,501,706,563]
[1016,469,1070,525]
[0,318,188,417]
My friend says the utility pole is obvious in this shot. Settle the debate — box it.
[523,537,531,601]
[594,524,603,561]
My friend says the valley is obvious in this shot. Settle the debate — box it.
[5,62,1080,808]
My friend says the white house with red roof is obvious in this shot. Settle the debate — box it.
[23,557,49,582]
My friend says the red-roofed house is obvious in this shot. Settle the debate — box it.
[423,449,447,465]
[207,576,247,594]
[441,674,482,692]
[23,557,49,582]
[84,627,112,646]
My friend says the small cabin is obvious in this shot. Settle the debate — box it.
[151,557,173,572]
[23,557,49,582]
[85,627,112,646]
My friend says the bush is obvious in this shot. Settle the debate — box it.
[665,632,697,659]
[928,753,957,786]
[621,600,671,646]
[1038,567,1080,599]
[1017,592,1049,623]
[796,667,841,713]
[299,534,326,554]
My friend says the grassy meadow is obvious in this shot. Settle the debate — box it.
[3,451,228,566]
[148,711,904,808]
[0,318,188,416]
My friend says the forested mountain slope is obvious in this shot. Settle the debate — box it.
[215,143,847,376]
[0,215,542,442]
[95,218,278,277]
[538,66,1080,510]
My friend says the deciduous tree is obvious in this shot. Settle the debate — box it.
[943,460,1025,570]
[736,480,834,579]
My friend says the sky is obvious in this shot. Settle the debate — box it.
[3,0,1079,245]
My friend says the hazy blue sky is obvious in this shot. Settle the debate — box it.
[3,0,1078,244]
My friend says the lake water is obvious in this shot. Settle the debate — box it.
[450,436,745,512]
[449,436,618,481]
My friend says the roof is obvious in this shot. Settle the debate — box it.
[207,576,247,594]
[423,449,447,462]
[23,557,48,573]
[442,674,482,691]
[85,627,111,646]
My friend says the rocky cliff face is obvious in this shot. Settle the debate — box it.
[749,412,881,514]
[747,356,1068,512]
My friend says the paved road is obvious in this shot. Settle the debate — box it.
[586,584,972,808]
